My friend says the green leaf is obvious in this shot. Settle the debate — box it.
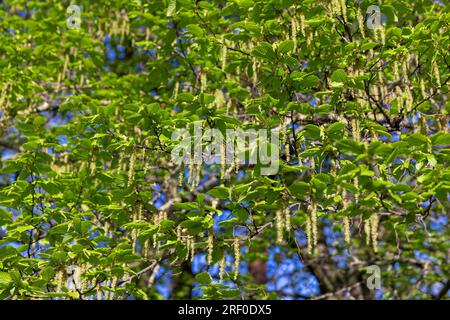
[288,182,310,197]
[195,272,212,286]
[0,272,12,286]
[252,42,275,60]
[277,40,295,54]
[208,186,230,199]
[407,133,430,147]
[186,24,204,37]
[330,69,347,83]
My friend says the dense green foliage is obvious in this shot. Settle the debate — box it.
[0,0,449,300]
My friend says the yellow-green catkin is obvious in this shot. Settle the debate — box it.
[291,16,297,51]
[310,201,318,248]
[55,270,64,298]
[439,115,448,134]
[283,118,291,164]
[356,7,365,38]
[299,13,306,37]
[364,218,371,246]
[432,59,441,88]
[275,209,284,244]
[219,256,226,281]
[379,26,386,46]
[143,239,150,259]
[97,283,103,300]
[331,0,340,15]
[351,118,360,142]
[226,98,232,114]
[419,115,428,135]
[128,148,136,185]
[404,85,413,112]
[419,77,427,99]
[342,190,351,245]
[306,212,312,255]
[215,89,225,109]
[233,237,240,280]
[148,264,160,288]
[173,81,179,101]
[221,37,227,71]
[108,276,117,300]
[194,164,201,188]
[284,206,291,233]
[343,216,351,245]
[339,0,347,22]
[370,213,379,252]
[353,177,359,202]
[200,72,207,93]
[252,57,258,87]
[132,203,143,253]
[188,162,194,188]
[310,156,315,171]
[220,141,226,180]
[207,232,214,265]
[190,237,195,262]
[178,165,184,187]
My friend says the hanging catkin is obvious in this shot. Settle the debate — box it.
[200,72,207,93]
[127,149,136,185]
[306,212,312,255]
[342,190,351,245]
[351,118,360,142]
[356,7,365,38]
[221,36,227,71]
[284,118,291,163]
[62,54,69,80]
[439,115,448,134]
[284,206,291,233]
[275,209,284,244]
[188,162,194,188]
[291,16,297,51]
[379,26,386,45]
[370,213,379,252]
[148,264,160,288]
[234,138,240,174]
[432,59,441,88]
[343,216,351,245]
[207,232,214,265]
[178,165,184,187]
[252,58,258,87]
[299,13,306,37]
[97,283,102,300]
[194,164,201,188]
[331,0,340,15]
[364,218,371,246]
[219,256,226,281]
[55,270,64,297]
[233,237,240,280]
[190,236,195,262]
[419,115,428,135]
[220,141,226,180]
[173,81,179,100]
[419,78,427,99]
[215,89,225,109]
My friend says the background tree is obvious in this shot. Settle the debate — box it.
[0,0,449,300]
